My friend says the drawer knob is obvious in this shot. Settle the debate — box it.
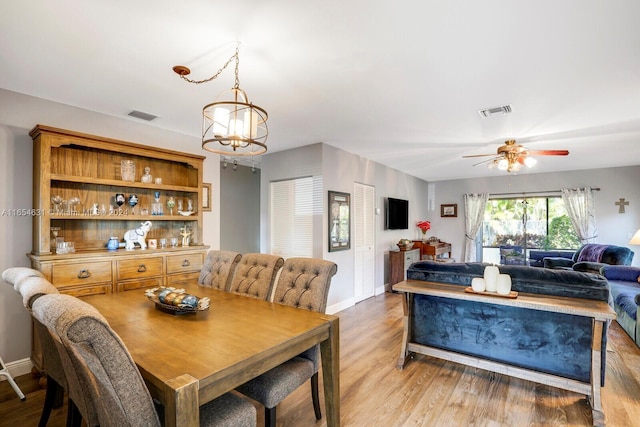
[137,264,147,273]
[77,269,91,279]
[182,259,191,267]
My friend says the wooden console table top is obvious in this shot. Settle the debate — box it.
[393,280,615,321]
[393,279,615,426]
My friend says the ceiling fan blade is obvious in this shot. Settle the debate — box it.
[472,157,497,167]
[462,153,497,158]
[526,149,569,156]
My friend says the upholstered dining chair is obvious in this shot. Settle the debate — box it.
[2,267,93,427]
[198,250,242,290]
[228,253,284,300]
[236,257,338,427]
[32,293,257,427]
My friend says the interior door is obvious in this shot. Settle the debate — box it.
[354,182,375,302]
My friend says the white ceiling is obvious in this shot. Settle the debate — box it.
[2,1,639,181]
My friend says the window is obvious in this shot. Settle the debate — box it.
[270,176,323,258]
[482,197,580,251]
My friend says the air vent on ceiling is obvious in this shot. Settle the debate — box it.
[128,110,158,121]
[478,104,512,118]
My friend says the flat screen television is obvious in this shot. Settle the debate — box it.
[385,197,409,230]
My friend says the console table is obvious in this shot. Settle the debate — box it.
[393,280,615,426]
[412,241,452,260]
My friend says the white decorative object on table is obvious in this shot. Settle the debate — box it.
[483,265,499,292]
[471,277,486,293]
[124,220,152,250]
[496,274,512,295]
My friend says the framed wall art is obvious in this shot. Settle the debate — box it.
[202,183,212,212]
[441,203,457,218]
[328,191,350,252]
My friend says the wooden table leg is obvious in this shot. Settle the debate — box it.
[590,320,605,427]
[164,374,199,427]
[320,316,341,427]
[397,292,412,369]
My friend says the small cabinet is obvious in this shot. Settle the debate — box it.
[389,248,420,289]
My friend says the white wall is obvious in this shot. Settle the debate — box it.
[429,167,640,267]
[0,89,222,367]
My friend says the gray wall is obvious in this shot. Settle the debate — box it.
[220,162,261,253]
[260,143,431,312]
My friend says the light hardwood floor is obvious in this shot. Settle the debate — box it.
[1,291,639,426]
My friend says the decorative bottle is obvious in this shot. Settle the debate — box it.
[152,191,163,215]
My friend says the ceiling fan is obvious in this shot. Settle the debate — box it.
[463,140,569,173]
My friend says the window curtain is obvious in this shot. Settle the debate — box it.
[561,187,597,243]
[463,193,489,262]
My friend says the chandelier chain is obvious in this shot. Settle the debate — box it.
[179,45,241,86]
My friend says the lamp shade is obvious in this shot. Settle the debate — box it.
[202,87,268,156]
[629,229,640,245]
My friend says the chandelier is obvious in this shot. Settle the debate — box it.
[173,45,268,156]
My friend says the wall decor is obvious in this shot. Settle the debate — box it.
[329,191,350,252]
[441,204,458,218]
[202,183,212,212]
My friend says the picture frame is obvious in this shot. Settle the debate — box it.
[202,183,212,212]
[441,203,457,218]
[328,191,350,252]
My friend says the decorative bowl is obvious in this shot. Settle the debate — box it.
[145,286,210,315]
[397,242,414,251]
[178,211,194,216]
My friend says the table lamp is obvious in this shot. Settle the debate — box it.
[630,229,640,245]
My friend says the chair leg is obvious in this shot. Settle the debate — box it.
[66,399,82,427]
[311,372,322,420]
[38,376,60,427]
[265,406,276,427]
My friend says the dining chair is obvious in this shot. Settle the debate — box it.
[198,250,242,291]
[236,257,338,427]
[3,268,93,427]
[228,253,284,300]
[32,293,257,427]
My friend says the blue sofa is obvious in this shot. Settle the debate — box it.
[406,261,611,385]
[543,243,634,274]
[601,265,640,347]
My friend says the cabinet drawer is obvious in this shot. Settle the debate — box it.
[166,253,203,274]
[166,271,200,287]
[59,283,112,297]
[117,257,164,281]
[52,261,113,286]
[117,277,164,292]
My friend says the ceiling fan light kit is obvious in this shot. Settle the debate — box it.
[173,44,268,156]
[464,140,568,174]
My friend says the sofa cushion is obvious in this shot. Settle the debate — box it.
[608,281,640,321]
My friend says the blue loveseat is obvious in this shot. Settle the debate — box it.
[543,243,634,274]
[601,265,640,347]
[406,261,611,385]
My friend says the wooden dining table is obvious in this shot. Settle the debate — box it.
[81,283,340,427]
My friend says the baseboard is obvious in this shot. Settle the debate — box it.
[0,357,32,380]
[327,297,356,315]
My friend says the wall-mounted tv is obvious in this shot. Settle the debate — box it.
[385,197,409,230]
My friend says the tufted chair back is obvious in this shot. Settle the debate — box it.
[33,293,160,427]
[198,250,243,291]
[228,253,284,300]
[272,258,338,313]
